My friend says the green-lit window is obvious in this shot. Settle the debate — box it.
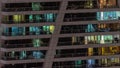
[43,25,55,34]
[75,60,82,67]
[32,39,43,47]
[29,15,34,22]
[32,2,42,11]
[20,51,27,59]
[35,15,42,22]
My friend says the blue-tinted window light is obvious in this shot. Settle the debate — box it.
[85,24,95,32]
[29,26,41,35]
[87,59,95,68]
[11,27,19,36]
[32,51,44,59]
[4,28,9,36]
[97,11,119,21]
[44,13,56,22]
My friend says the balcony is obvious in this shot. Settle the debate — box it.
[64,17,97,22]
[55,46,120,58]
[1,50,46,60]
[2,19,56,24]
[58,35,120,46]
[58,39,120,46]
[60,24,120,34]
[67,1,98,10]
[2,31,53,36]
[2,2,60,12]
[2,63,43,68]
[1,43,48,48]
[64,16,120,22]
[2,6,59,12]
[2,26,55,36]
[64,11,120,22]
[2,13,57,24]
[53,64,120,68]
[53,58,120,68]
[55,52,120,58]
[67,0,119,10]
[1,38,49,48]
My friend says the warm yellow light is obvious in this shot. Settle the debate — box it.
[50,25,55,33]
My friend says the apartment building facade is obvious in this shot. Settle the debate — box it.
[0,0,120,68]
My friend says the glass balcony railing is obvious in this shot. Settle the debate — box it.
[53,57,120,68]
[60,28,120,34]
[53,63,120,68]
[67,5,98,10]
[2,6,59,12]
[2,63,43,68]
[2,31,53,36]
[2,19,56,24]
[67,5,119,10]
[64,16,120,22]
[67,0,119,10]
[58,35,120,46]
[58,39,120,46]
[1,51,46,60]
[55,51,120,58]
[64,17,97,22]
[67,4,118,10]
[1,43,48,48]
[2,55,45,60]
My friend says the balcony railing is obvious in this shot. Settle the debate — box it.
[2,66,43,68]
[2,31,53,36]
[64,17,120,22]
[2,6,59,12]
[64,17,97,22]
[53,63,120,68]
[55,51,120,58]
[67,5,119,10]
[58,39,120,46]
[67,5,98,10]
[2,52,46,60]
[2,19,56,24]
[1,43,48,48]
[60,28,120,34]
[2,55,45,60]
